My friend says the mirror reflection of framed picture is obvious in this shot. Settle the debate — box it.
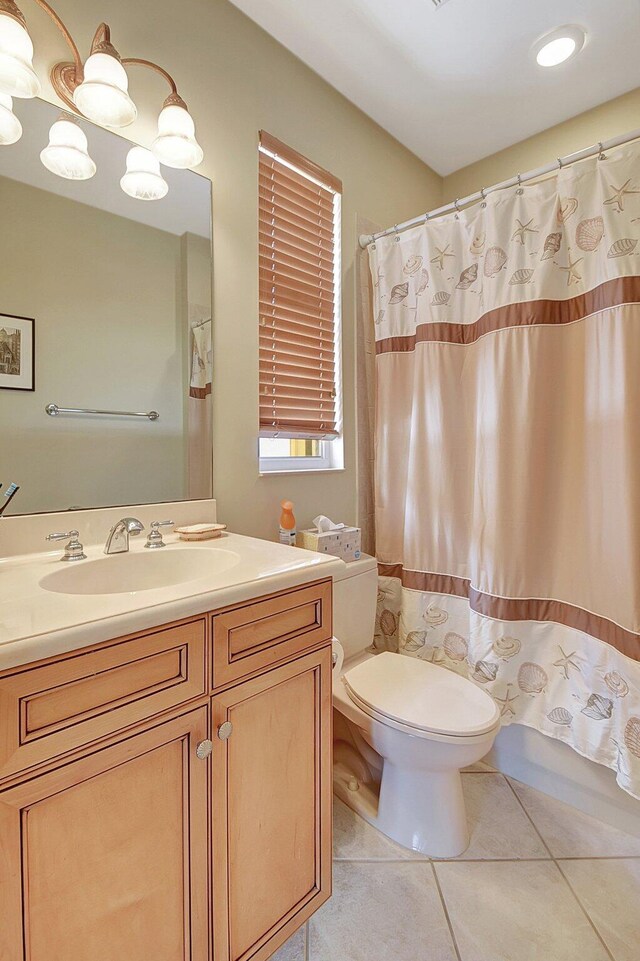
[0,314,35,392]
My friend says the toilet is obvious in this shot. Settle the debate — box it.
[332,554,500,858]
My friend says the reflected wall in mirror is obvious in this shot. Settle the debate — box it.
[0,98,213,516]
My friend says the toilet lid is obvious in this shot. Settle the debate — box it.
[343,652,500,737]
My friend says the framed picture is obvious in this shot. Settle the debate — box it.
[0,313,35,392]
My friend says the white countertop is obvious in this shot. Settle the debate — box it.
[0,532,345,671]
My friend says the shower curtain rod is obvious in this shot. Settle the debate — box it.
[358,126,640,249]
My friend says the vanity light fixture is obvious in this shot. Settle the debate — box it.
[533,25,586,68]
[0,0,204,198]
[40,114,96,180]
[121,145,168,201]
[0,92,21,143]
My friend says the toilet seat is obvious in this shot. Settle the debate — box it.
[342,651,500,738]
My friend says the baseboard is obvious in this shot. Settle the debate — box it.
[487,724,640,839]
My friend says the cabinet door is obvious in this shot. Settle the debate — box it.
[212,647,332,961]
[0,707,210,961]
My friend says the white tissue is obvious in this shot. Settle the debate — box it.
[313,514,346,533]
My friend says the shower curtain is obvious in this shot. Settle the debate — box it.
[368,141,640,799]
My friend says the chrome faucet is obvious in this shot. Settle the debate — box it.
[104,517,145,555]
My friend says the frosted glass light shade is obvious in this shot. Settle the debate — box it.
[0,92,21,144]
[121,146,168,201]
[73,52,136,127]
[40,118,96,180]
[152,103,203,169]
[0,13,40,99]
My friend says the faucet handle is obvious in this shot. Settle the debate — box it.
[145,520,174,549]
[46,529,87,562]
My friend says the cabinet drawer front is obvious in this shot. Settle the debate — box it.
[0,619,206,780]
[212,579,331,686]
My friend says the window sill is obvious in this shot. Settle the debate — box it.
[259,466,345,477]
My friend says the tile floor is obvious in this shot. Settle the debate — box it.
[272,767,640,961]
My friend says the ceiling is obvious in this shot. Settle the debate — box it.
[228,0,640,175]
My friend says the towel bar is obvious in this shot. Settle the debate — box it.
[45,404,159,421]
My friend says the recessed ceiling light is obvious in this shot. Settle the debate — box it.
[533,25,586,68]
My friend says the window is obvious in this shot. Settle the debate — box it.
[258,131,342,473]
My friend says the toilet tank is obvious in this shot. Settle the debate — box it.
[332,554,378,660]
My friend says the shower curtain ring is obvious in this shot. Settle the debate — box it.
[394,225,400,242]
[454,198,460,219]
[598,142,606,160]
[516,173,524,195]
[557,157,564,169]
[480,187,487,208]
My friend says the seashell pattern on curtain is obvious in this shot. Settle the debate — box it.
[369,141,640,799]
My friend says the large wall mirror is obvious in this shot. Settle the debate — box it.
[0,98,213,516]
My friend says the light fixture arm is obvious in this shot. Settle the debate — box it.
[121,58,187,111]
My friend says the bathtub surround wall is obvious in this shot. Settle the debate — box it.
[370,140,640,800]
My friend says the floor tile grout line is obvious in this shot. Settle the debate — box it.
[504,778,616,961]
[335,855,554,863]
[555,855,640,861]
[334,856,432,863]
[335,853,640,863]
[503,776,555,857]
[303,920,309,961]
[430,861,463,961]
[553,860,616,961]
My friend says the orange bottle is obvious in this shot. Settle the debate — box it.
[279,500,297,546]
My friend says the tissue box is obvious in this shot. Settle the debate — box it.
[299,526,362,562]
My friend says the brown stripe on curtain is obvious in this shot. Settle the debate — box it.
[189,384,211,399]
[376,276,640,354]
[379,564,640,660]
[378,563,470,598]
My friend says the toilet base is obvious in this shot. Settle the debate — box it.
[335,758,469,858]
[378,762,469,857]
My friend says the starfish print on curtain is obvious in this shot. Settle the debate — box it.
[603,179,640,213]
[511,218,538,244]
[430,245,454,270]
[559,256,584,286]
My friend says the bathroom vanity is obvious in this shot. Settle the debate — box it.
[0,528,340,961]
[0,87,334,961]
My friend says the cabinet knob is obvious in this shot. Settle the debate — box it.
[217,721,233,741]
[196,739,213,760]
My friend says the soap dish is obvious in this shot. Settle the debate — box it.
[174,523,227,541]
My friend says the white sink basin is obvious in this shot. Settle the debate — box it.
[40,548,241,596]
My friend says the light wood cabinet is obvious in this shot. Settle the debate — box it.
[0,707,210,961]
[212,647,332,961]
[0,578,332,961]
[0,617,207,780]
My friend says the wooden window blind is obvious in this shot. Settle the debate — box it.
[259,131,341,439]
